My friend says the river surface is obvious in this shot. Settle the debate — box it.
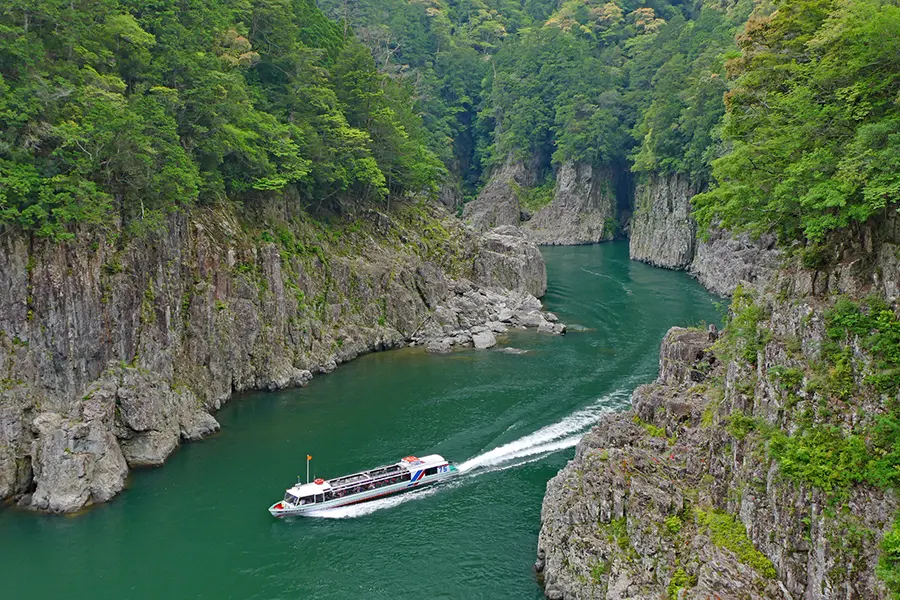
[0,243,719,600]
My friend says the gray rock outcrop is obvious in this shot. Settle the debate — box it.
[462,159,532,232]
[629,172,697,268]
[627,171,781,295]
[523,162,618,245]
[689,227,781,296]
[412,279,565,352]
[539,216,900,599]
[538,326,897,600]
[0,201,553,512]
[474,226,547,298]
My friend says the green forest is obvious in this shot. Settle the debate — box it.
[0,0,442,238]
[1,0,898,244]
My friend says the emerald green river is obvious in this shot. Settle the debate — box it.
[0,243,718,599]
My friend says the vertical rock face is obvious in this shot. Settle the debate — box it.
[628,173,697,269]
[627,171,781,295]
[462,159,531,232]
[0,202,549,512]
[538,326,897,600]
[523,162,618,245]
[689,228,781,296]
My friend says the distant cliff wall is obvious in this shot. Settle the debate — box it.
[629,171,779,295]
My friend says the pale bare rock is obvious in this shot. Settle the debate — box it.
[629,172,697,269]
[472,330,497,349]
[689,227,780,296]
[462,159,531,232]
[523,162,618,245]
[473,226,547,298]
[29,412,128,513]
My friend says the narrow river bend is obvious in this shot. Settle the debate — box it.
[0,243,719,600]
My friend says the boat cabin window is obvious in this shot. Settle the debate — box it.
[298,495,315,505]
[425,467,438,476]
[284,493,300,504]
[315,494,324,503]
[401,472,411,481]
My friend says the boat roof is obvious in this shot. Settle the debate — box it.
[285,454,448,497]
[401,454,446,468]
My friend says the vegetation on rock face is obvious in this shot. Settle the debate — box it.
[695,508,777,578]
[714,287,900,591]
[879,515,900,598]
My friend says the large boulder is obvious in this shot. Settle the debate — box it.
[473,226,547,298]
[29,412,128,513]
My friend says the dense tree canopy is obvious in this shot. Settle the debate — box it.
[694,0,900,243]
[0,0,441,238]
[3,0,897,245]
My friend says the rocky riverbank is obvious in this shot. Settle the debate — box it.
[0,201,558,513]
[537,212,900,599]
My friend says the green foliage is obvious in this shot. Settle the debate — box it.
[664,514,682,535]
[768,426,870,495]
[694,0,900,244]
[633,414,666,438]
[878,514,900,598]
[589,559,609,583]
[630,8,746,182]
[599,516,632,554]
[825,296,900,393]
[0,0,439,237]
[695,508,777,578]
[718,284,768,364]
[667,567,696,600]
[512,178,555,213]
[725,411,760,441]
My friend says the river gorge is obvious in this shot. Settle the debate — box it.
[0,243,718,599]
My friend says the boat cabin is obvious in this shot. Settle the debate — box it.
[282,454,450,506]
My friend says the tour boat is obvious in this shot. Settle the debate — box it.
[269,454,458,517]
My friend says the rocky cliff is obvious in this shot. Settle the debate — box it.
[629,173,697,269]
[537,212,900,599]
[0,201,554,513]
[629,172,780,295]
[464,160,623,245]
[522,163,619,246]
[462,159,533,233]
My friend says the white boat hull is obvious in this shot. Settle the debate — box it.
[269,469,456,517]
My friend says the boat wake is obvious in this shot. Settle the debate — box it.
[456,388,629,473]
[306,389,630,519]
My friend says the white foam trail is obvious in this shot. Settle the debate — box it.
[456,389,628,473]
[306,389,629,519]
